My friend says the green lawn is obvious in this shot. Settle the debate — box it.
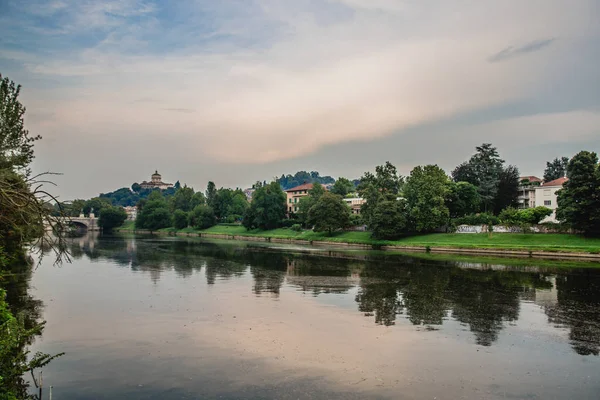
[116,223,600,254]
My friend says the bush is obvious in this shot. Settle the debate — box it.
[499,206,553,225]
[454,213,499,226]
[173,209,188,230]
[349,214,363,226]
[190,205,217,230]
[279,218,295,228]
[291,224,302,232]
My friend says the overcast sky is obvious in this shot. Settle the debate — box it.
[1,0,599,200]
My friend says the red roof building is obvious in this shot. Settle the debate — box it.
[542,177,568,187]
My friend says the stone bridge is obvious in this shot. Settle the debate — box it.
[54,214,101,231]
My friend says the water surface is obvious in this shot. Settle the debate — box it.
[25,234,600,399]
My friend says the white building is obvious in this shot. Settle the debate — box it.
[140,171,173,190]
[123,206,138,221]
[534,177,568,223]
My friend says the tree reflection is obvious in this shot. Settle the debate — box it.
[65,235,600,355]
[544,272,600,356]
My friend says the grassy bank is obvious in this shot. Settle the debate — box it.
[116,223,600,254]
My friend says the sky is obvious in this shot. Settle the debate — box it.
[1,0,599,200]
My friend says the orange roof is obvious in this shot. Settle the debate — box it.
[285,183,314,192]
[542,177,568,187]
[520,176,542,182]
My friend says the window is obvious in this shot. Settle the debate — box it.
[294,198,298,203]
[289,199,293,203]
[544,200,551,206]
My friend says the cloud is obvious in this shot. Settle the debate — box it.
[488,38,557,63]
[3,0,600,197]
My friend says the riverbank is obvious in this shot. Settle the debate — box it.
[115,223,600,261]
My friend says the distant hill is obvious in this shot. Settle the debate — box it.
[276,171,335,190]
[100,182,179,207]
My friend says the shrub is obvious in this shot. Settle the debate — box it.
[499,206,553,225]
[190,205,216,230]
[454,213,499,226]
[173,209,188,229]
[291,224,302,232]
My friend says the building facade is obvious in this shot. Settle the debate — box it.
[140,170,173,190]
[517,176,542,209]
[285,183,314,214]
[343,197,365,214]
[123,206,138,221]
[534,177,568,223]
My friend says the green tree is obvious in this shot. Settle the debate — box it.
[370,199,409,239]
[493,165,520,215]
[227,192,249,222]
[0,74,41,170]
[445,181,480,218]
[131,182,141,192]
[206,181,217,208]
[189,191,206,209]
[358,161,402,196]
[331,177,354,197]
[452,143,504,212]
[242,181,286,230]
[307,192,351,235]
[404,165,450,232]
[173,209,189,229]
[544,157,569,182]
[171,185,195,212]
[190,205,217,229]
[357,162,403,227]
[135,198,171,231]
[98,206,127,231]
[557,151,600,235]
[82,197,112,216]
[296,183,325,226]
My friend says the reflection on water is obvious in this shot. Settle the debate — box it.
[27,233,600,399]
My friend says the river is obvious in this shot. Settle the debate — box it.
[23,234,600,399]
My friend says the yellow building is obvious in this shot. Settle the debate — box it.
[285,183,314,214]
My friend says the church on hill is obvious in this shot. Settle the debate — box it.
[140,170,174,190]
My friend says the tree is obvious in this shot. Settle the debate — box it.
[445,182,480,218]
[493,165,520,215]
[370,199,409,239]
[173,209,189,229]
[296,183,325,226]
[174,180,181,190]
[357,162,403,227]
[190,205,216,229]
[189,192,206,209]
[242,182,286,230]
[452,144,504,213]
[135,198,171,231]
[83,197,112,216]
[206,181,217,208]
[98,206,127,231]
[544,157,569,182]
[331,177,354,197]
[306,192,351,235]
[557,151,600,235]
[0,74,41,171]
[358,161,402,196]
[171,185,194,212]
[227,192,249,222]
[404,165,450,232]
[131,182,141,193]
